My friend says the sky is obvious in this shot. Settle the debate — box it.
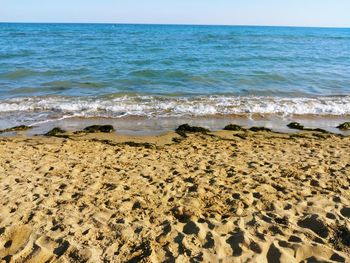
[1,0,350,28]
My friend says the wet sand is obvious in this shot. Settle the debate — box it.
[3,114,350,137]
[0,129,349,262]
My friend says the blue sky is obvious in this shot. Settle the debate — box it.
[1,0,350,27]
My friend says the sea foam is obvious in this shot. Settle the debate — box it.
[0,96,349,118]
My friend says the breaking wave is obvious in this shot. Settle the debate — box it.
[0,95,349,119]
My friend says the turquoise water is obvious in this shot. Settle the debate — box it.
[0,23,350,127]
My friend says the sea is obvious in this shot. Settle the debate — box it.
[0,23,349,134]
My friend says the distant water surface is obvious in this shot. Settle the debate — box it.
[0,23,349,130]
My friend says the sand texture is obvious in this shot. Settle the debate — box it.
[0,130,349,262]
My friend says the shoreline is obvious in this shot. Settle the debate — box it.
[1,115,350,137]
[1,95,350,133]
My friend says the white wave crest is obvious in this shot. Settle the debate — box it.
[0,95,350,117]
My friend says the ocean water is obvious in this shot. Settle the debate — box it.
[0,23,350,131]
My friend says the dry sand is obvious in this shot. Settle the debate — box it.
[0,129,349,262]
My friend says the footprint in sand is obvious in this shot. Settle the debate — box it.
[340,207,350,218]
[0,225,32,262]
[226,231,244,257]
[297,214,329,238]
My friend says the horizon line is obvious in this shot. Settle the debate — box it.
[0,21,349,29]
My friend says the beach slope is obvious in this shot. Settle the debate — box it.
[0,130,349,262]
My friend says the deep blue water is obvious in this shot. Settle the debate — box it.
[0,23,350,125]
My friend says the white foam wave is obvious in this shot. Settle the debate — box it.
[0,95,349,118]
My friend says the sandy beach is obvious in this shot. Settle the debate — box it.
[0,127,349,262]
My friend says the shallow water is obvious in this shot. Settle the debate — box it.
[0,23,349,130]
